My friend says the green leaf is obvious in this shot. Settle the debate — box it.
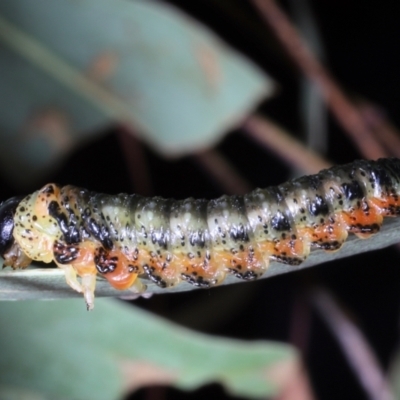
[0,299,296,400]
[0,0,273,187]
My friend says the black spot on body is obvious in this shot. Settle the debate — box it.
[271,211,291,231]
[308,195,329,216]
[230,269,259,280]
[94,247,118,274]
[85,217,113,250]
[43,185,55,194]
[312,240,342,250]
[128,265,138,273]
[181,273,211,288]
[48,201,81,245]
[53,241,79,264]
[341,181,364,201]
[151,231,168,248]
[370,165,392,189]
[230,224,250,242]
[143,264,167,288]
[351,223,380,234]
[271,254,303,266]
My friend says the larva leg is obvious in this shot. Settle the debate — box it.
[59,261,98,311]
[53,241,98,307]
[125,277,147,295]
[59,264,83,293]
[2,240,32,269]
[81,273,97,311]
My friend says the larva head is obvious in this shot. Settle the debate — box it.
[12,185,63,264]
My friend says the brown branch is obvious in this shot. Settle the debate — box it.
[274,359,316,400]
[251,0,387,160]
[245,114,331,175]
[311,288,394,400]
[358,102,400,159]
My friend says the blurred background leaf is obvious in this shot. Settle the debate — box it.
[0,299,297,400]
[0,0,273,188]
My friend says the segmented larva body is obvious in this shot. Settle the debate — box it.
[5,158,400,309]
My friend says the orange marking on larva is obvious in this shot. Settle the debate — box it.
[100,250,138,291]
[170,252,224,284]
[369,196,400,216]
[256,240,276,256]
[298,221,348,250]
[339,205,383,238]
[135,248,180,287]
[72,241,98,276]
[229,249,265,277]
[232,249,263,270]
[257,238,307,264]
[274,237,307,259]
[210,248,265,279]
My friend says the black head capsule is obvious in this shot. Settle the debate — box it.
[0,196,23,258]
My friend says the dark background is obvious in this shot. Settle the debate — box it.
[3,1,400,399]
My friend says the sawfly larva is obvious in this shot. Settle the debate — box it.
[1,158,400,309]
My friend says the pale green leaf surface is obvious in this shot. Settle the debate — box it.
[0,299,296,400]
[0,0,273,187]
[0,386,48,400]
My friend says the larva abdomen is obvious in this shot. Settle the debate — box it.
[2,157,400,309]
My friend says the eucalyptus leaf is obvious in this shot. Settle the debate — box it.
[0,0,273,187]
[0,299,296,400]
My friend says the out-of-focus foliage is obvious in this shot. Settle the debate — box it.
[0,299,297,400]
[0,0,273,187]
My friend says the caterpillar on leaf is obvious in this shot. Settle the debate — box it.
[1,158,400,310]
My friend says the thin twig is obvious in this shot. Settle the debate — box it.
[274,360,316,400]
[245,114,332,174]
[251,0,387,160]
[311,288,394,400]
[194,149,253,195]
[358,102,400,159]
[289,292,311,356]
